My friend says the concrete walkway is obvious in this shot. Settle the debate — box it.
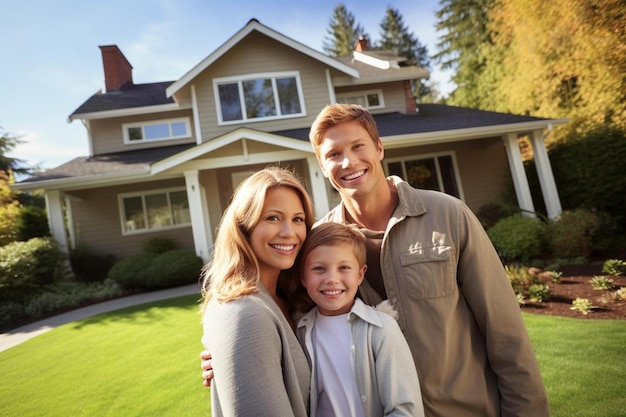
[0,283,201,353]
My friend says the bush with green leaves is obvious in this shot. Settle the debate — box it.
[141,237,177,255]
[602,259,626,276]
[548,208,600,258]
[15,205,50,241]
[144,249,203,289]
[107,253,157,290]
[590,275,614,291]
[0,237,66,290]
[528,284,551,302]
[69,245,116,283]
[487,215,548,263]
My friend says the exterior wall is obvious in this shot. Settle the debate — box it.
[383,137,509,213]
[89,109,196,155]
[190,32,339,142]
[67,178,195,258]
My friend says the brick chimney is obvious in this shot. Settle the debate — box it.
[99,45,133,92]
[354,36,368,52]
[404,80,417,113]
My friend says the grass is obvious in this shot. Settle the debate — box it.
[1,296,624,416]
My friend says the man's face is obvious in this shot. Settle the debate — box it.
[316,121,384,199]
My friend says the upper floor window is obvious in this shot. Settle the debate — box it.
[118,187,191,235]
[384,152,464,200]
[336,89,384,110]
[123,118,191,144]
[214,71,305,124]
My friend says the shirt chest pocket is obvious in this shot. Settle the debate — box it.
[399,246,456,300]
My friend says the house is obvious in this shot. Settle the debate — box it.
[13,19,566,262]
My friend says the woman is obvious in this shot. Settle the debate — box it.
[200,166,314,417]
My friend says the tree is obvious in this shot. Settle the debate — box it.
[433,0,494,107]
[0,127,31,176]
[377,7,432,100]
[322,3,365,56]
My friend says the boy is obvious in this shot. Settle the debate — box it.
[296,222,424,417]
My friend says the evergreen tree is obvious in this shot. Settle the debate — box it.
[378,7,432,100]
[0,127,31,176]
[433,0,493,107]
[322,3,365,56]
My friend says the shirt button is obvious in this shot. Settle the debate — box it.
[361,395,367,402]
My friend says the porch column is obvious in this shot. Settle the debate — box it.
[503,133,536,217]
[530,129,562,219]
[44,190,69,254]
[307,156,330,220]
[184,170,212,262]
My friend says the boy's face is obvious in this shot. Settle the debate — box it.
[316,121,385,200]
[301,243,366,316]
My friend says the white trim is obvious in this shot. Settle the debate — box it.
[191,84,203,145]
[325,69,336,104]
[69,103,187,122]
[122,117,191,144]
[530,129,562,219]
[353,51,393,69]
[184,170,212,262]
[166,20,358,97]
[45,190,69,254]
[213,71,306,125]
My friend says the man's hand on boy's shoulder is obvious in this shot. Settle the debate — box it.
[200,350,213,387]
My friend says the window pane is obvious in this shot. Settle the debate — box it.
[170,191,190,225]
[171,122,187,137]
[276,77,301,115]
[144,123,169,140]
[128,127,143,141]
[438,155,460,198]
[145,193,171,228]
[123,196,145,231]
[218,83,243,121]
[406,159,438,190]
[243,78,276,118]
[387,161,404,178]
[366,93,380,107]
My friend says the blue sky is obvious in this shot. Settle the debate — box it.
[1,0,452,170]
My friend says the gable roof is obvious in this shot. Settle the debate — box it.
[165,18,359,98]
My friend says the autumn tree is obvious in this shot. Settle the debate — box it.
[378,7,432,100]
[322,3,365,56]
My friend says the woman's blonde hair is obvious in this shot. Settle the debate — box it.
[309,103,381,156]
[200,166,314,313]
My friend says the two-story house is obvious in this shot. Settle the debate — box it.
[13,19,566,263]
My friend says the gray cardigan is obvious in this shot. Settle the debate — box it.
[297,298,424,417]
[203,285,310,417]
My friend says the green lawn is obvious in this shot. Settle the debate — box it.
[1,296,624,416]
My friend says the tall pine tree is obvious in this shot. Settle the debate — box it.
[433,0,493,107]
[322,4,365,56]
[378,7,432,100]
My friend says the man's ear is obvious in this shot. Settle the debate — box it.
[377,139,384,161]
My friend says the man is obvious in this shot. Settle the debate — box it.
[203,104,550,417]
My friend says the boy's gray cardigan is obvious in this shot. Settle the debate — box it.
[296,298,425,417]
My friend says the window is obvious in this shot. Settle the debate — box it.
[336,89,384,109]
[123,118,191,144]
[385,153,463,199]
[214,72,305,124]
[119,188,191,234]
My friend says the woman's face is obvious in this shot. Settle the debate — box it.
[250,186,307,281]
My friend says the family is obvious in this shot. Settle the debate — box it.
[200,104,550,417]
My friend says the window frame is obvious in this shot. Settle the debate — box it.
[122,117,191,144]
[213,71,306,125]
[384,151,465,200]
[336,89,385,110]
[118,187,191,235]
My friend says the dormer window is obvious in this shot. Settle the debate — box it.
[123,118,191,144]
[214,71,305,124]
[336,89,385,110]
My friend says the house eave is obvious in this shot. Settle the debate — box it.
[383,119,569,148]
[68,103,189,122]
[11,167,152,192]
[166,20,359,98]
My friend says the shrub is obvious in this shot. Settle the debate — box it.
[107,253,157,290]
[590,276,614,291]
[570,298,596,315]
[476,202,519,230]
[602,259,626,276]
[0,301,27,330]
[548,209,600,258]
[145,250,204,289]
[141,237,177,255]
[69,245,116,283]
[0,237,66,290]
[15,205,50,241]
[487,215,548,263]
[528,284,551,302]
